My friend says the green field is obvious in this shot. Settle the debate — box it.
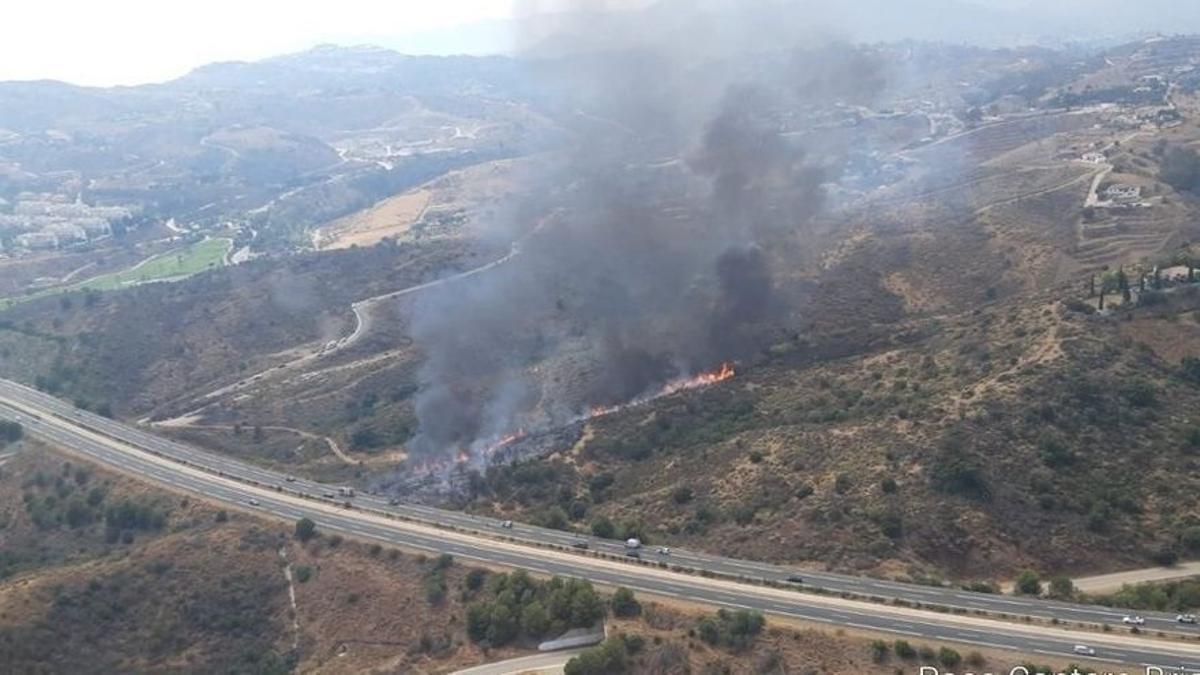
[2,238,232,308]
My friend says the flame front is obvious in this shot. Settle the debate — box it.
[587,362,736,420]
[483,429,527,456]
[410,363,736,477]
[659,361,735,395]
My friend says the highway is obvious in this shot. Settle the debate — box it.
[3,378,1200,669]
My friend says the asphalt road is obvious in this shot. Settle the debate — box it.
[451,650,583,675]
[3,379,1200,669]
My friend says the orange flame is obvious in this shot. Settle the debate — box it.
[411,363,736,476]
[586,362,736,420]
[660,362,735,395]
[589,404,621,418]
[483,428,527,455]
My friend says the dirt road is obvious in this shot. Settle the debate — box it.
[1074,563,1200,595]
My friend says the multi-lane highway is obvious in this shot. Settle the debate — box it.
[3,378,1200,670]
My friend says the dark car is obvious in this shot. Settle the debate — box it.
[571,540,590,550]
[786,574,804,584]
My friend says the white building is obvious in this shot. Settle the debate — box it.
[15,232,58,250]
[1103,184,1142,203]
[45,223,86,244]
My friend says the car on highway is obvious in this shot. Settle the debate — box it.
[656,546,671,555]
[786,574,804,584]
[571,540,589,550]
[1073,645,1095,656]
[247,498,260,506]
[501,520,513,529]
[322,491,335,499]
[1179,614,1198,624]
[1122,615,1146,626]
[285,476,296,482]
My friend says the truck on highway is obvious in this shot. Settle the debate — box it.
[625,538,642,550]
[337,487,355,498]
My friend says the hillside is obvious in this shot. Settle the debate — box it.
[0,237,486,419]
[464,286,1200,581]
[7,34,1200,590]
[0,441,1009,674]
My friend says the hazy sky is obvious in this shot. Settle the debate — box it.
[0,1,530,86]
[0,0,1179,86]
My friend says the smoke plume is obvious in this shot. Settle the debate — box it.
[406,0,886,460]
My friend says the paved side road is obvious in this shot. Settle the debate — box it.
[1074,564,1200,595]
[452,650,584,675]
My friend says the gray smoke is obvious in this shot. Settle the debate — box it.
[406,0,887,459]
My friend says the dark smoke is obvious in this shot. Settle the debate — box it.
[406,1,887,460]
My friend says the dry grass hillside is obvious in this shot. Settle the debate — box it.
[0,442,1034,674]
[0,237,486,419]
[0,444,534,673]
[469,286,1200,582]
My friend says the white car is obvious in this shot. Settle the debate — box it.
[247,498,260,506]
[1122,615,1146,626]
[1073,645,1095,656]
[1178,614,1198,624]
[501,520,514,529]
[657,547,671,556]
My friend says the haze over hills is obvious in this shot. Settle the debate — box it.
[383,0,1200,56]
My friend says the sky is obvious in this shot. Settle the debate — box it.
[0,1,530,86]
[0,0,1187,87]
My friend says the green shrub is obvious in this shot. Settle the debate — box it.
[294,517,316,542]
[591,517,616,539]
[1048,576,1075,599]
[0,421,23,445]
[671,486,694,504]
[938,647,962,667]
[1015,570,1041,596]
[834,474,852,494]
[1182,526,1200,552]
[564,637,630,675]
[695,609,765,652]
[611,587,641,617]
[466,574,603,648]
[1182,357,1200,385]
[930,431,989,499]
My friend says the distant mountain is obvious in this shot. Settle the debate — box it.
[0,46,532,136]
[0,46,546,243]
